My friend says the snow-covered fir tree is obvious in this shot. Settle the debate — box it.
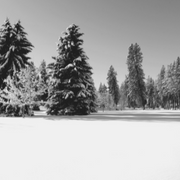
[107,65,120,109]
[0,19,33,89]
[47,24,97,115]
[126,43,146,109]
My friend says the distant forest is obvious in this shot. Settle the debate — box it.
[99,44,180,111]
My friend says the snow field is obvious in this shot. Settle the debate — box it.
[0,111,180,180]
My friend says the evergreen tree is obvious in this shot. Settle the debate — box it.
[153,81,160,108]
[0,19,13,86]
[119,76,130,110]
[0,19,33,88]
[126,43,146,109]
[98,83,103,93]
[88,77,98,113]
[162,62,179,109]
[47,24,97,115]
[155,59,180,110]
[157,65,166,108]
[162,64,173,109]
[123,75,132,108]
[98,83,107,94]
[146,76,155,109]
[151,57,180,110]
[119,82,126,110]
[38,60,49,102]
[107,65,120,109]
[174,57,180,108]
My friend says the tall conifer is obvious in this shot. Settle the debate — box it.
[126,43,146,109]
[47,24,96,115]
[0,19,33,88]
[107,65,120,108]
[38,60,48,102]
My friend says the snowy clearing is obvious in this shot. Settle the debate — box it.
[0,110,180,180]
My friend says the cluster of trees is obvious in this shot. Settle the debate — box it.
[0,62,48,116]
[97,43,146,111]
[98,43,180,111]
[0,19,37,116]
[118,44,180,110]
[148,57,180,109]
[97,66,120,111]
[0,19,97,116]
[0,18,180,116]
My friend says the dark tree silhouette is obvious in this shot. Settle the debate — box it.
[0,19,33,88]
[38,60,49,102]
[146,76,155,109]
[126,43,146,109]
[107,65,120,109]
[47,24,97,115]
[156,65,166,108]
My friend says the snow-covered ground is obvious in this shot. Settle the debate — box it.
[0,110,180,180]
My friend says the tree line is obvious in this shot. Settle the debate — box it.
[0,18,179,116]
[98,44,180,111]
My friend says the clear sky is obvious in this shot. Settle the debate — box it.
[0,0,180,88]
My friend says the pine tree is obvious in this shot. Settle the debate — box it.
[153,81,160,108]
[119,77,129,110]
[98,83,103,93]
[123,75,131,108]
[0,19,13,87]
[88,76,98,113]
[107,65,120,109]
[98,83,107,94]
[157,65,166,108]
[119,82,126,110]
[126,43,146,109]
[174,57,180,108]
[47,24,97,115]
[162,64,173,109]
[38,60,49,102]
[146,76,155,109]
[154,57,180,110]
[13,20,33,67]
[0,19,33,88]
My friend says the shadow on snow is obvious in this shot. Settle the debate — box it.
[32,110,180,122]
